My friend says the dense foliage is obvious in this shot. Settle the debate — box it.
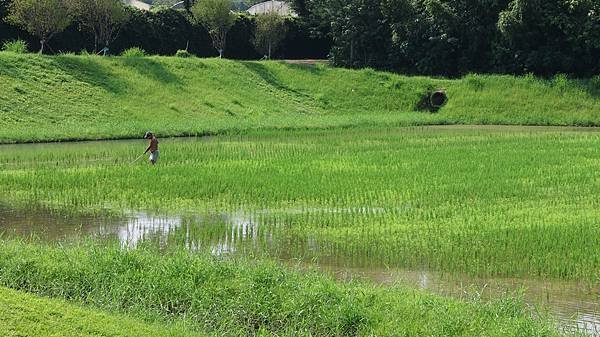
[300,0,599,76]
[1,0,597,75]
[0,2,329,59]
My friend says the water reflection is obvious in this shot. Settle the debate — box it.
[0,204,599,335]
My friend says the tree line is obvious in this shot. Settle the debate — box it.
[1,0,598,76]
[288,0,599,76]
[0,0,328,59]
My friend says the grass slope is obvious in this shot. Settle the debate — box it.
[0,240,560,337]
[0,53,598,143]
[0,287,199,337]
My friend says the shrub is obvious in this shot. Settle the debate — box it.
[175,49,192,58]
[1,39,28,53]
[121,47,146,57]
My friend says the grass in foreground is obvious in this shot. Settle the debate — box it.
[0,53,598,143]
[0,286,199,337]
[1,127,600,281]
[0,239,560,337]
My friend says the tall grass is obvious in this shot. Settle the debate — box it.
[0,239,560,337]
[1,40,28,54]
[121,47,147,57]
[2,126,600,281]
[0,53,598,143]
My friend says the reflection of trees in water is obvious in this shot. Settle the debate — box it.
[138,212,269,254]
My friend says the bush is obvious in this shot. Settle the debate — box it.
[175,49,192,58]
[1,39,28,53]
[121,47,146,57]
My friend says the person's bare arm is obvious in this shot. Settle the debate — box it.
[144,143,151,154]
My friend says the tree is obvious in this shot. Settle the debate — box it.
[254,12,287,59]
[69,0,129,54]
[184,0,194,12]
[5,0,71,53]
[497,0,599,75]
[326,0,391,68]
[192,0,235,58]
[285,0,308,17]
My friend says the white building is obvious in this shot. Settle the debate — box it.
[247,1,297,17]
[170,1,186,9]
[122,0,152,11]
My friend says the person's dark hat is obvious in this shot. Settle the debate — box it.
[144,131,153,139]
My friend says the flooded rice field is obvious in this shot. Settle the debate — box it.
[1,204,598,335]
[4,127,600,335]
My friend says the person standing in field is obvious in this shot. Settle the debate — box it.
[144,131,159,165]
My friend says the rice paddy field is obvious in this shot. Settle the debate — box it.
[2,52,600,337]
[1,125,600,335]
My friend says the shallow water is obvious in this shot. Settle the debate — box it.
[3,127,600,335]
[0,204,598,335]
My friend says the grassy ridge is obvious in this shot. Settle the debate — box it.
[2,127,600,280]
[0,287,199,337]
[0,53,599,143]
[0,240,560,337]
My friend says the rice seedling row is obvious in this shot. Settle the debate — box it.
[2,126,600,282]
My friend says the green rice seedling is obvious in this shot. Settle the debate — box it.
[2,126,600,282]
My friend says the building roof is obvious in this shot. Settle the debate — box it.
[170,1,185,9]
[247,1,297,17]
[122,0,152,11]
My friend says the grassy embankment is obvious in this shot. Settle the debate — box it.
[0,287,199,337]
[2,127,600,282]
[0,240,561,337]
[0,52,598,143]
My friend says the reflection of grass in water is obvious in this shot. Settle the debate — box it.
[159,215,233,251]
[0,239,560,337]
[2,127,600,281]
[153,213,288,257]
